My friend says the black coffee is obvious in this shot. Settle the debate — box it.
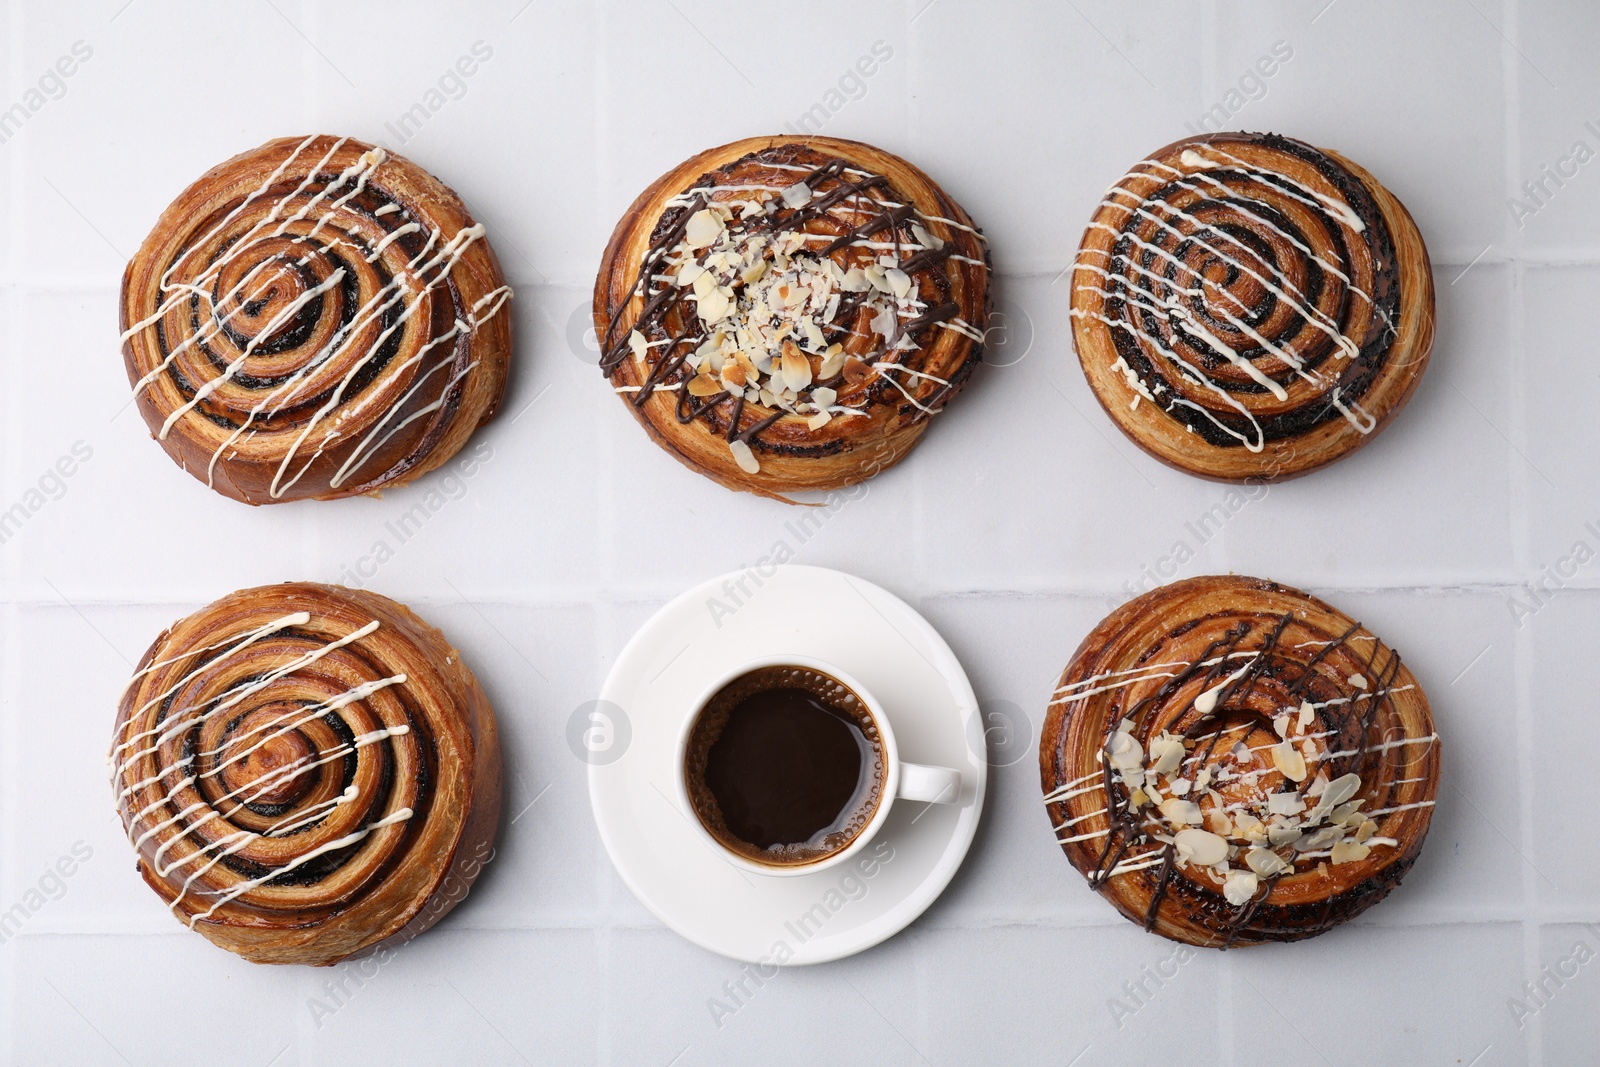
[685,665,885,867]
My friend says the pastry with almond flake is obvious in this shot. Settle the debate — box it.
[1040,574,1440,947]
[593,136,990,499]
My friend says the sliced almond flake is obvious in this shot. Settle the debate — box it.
[1267,791,1305,816]
[741,260,768,285]
[780,341,813,391]
[870,305,896,339]
[1319,772,1362,811]
[812,386,837,408]
[1297,699,1316,730]
[1160,798,1203,826]
[840,267,870,293]
[1306,770,1330,798]
[1354,819,1377,843]
[780,182,812,208]
[728,438,759,473]
[1107,730,1143,771]
[677,262,705,287]
[823,292,841,322]
[1128,787,1150,808]
[885,267,912,299]
[1148,735,1184,776]
[1206,809,1233,837]
[684,208,723,250]
[1349,673,1369,690]
[686,373,721,397]
[1271,741,1307,783]
[627,330,648,363]
[697,288,731,323]
[1245,847,1291,877]
[1223,869,1259,906]
[1233,812,1267,842]
[1330,799,1366,825]
[802,318,826,350]
[1174,828,1228,866]
[1195,766,1214,791]
[1167,778,1192,797]
[693,270,717,298]
[1330,840,1371,865]
[807,410,832,430]
[1273,713,1291,739]
[720,363,747,389]
[1267,822,1303,848]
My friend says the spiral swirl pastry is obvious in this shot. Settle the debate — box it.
[594,135,990,499]
[121,135,513,505]
[1040,575,1439,947]
[110,583,501,966]
[1071,132,1434,481]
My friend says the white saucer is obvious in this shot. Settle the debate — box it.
[589,565,986,965]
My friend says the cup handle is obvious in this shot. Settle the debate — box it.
[897,762,963,805]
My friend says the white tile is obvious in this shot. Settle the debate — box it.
[921,924,1225,1065]
[5,933,308,1065]
[309,287,605,602]
[1535,924,1600,1063]
[1215,0,1509,264]
[1230,922,1526,1066]
[9,288,314,602]
[308,928,601,1065]
[1513,0,1600,257]
[1528,590,1600,914]
[1523,266,1600,569]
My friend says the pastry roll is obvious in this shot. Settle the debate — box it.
[121,135,512,504]
[594,135,990,499]
[1040,575,1439,946]
[1071,132,1434,481]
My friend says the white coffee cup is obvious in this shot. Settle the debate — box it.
[675,655,963,877]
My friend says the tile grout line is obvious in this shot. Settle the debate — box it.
[1501,0,1542,1064]
[593,5,614,1063]
[1,0,24,1060]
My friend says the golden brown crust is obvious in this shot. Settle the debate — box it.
[593,135,990,500]
[1040,575,1439,947]
[1071,132,1434,482]
[111,583,501,966]
[121,135,513,505]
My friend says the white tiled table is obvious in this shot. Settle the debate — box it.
[1,1,1596,1063]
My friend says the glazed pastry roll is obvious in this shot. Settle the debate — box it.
[1040,575,1439,947]
[121,135,512,504]
[110,583,501,965]
[1071,132,1434,481]
[594,135,990,499]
